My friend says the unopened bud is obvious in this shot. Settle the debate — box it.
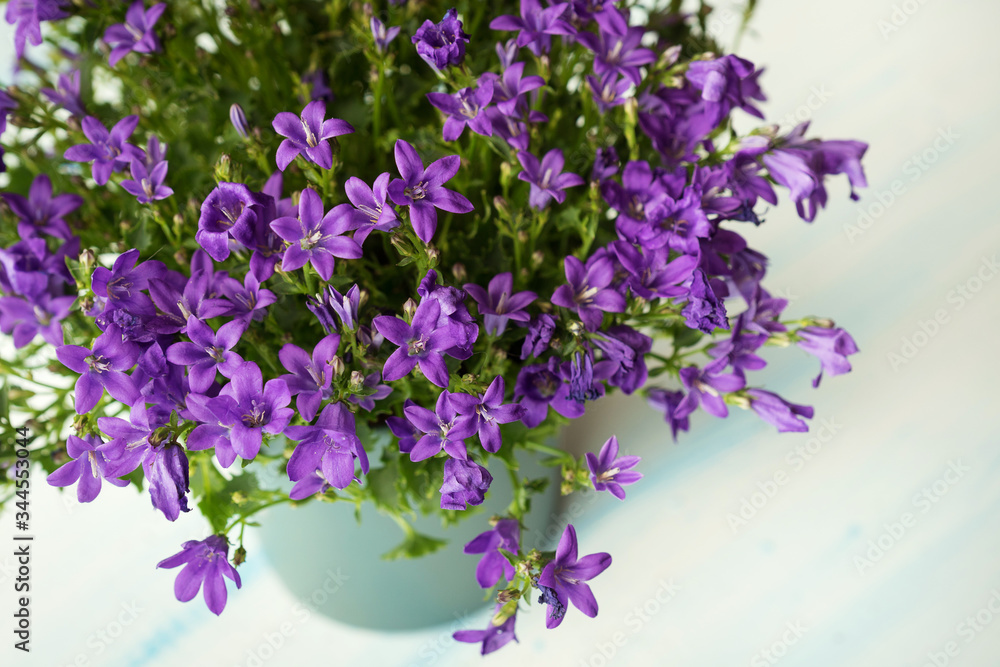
[452,263,467,282]
[232,491,248,505]
[358,288,370,308]
[813,318,835,328]
[531,250,544,267]
[403,298,418,322]
[230,103,250,139]
[494,348,507,362]
[330,355,345,377]
[349,369,365,389]
[497,588,521,604]
[517,230,529,244]
[78,248,96,274]
[567,321,584,336]
[493,195,510,218]
[214,154,232,182]
[426,247,439,264]
[173,248,188,266]
[233,546,247,566]
[728,394,751,409]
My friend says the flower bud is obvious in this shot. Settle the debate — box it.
[531,250,544,267]
[517,230,529,244]
[349,369,365,389]
[330,355,345,378]
[493,195,510,219]
[452,263,467,282]
[233,546,247,567]
[403,298,418,322]
[497,588,521,604]
[426,247,439,264]
[78,248,96,275]
[229,103,250,139]
[214,154,232,182]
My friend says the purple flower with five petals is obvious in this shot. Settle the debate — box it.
[489,0,573,56]
[453,604,518,655]
[746,389,814,433]
[412,8,470,70]
[576,7,655,86]
[56,324,140,413]
[6,0,69,59]
[104,1,166,66]
[796,325,859,387]
[585,435,642,500]
[463,272,536,336]
[427,80,495,141]
[514,358,584,428]
[3,173,82,239]
[463,518,520,588]
[440,458,493,510]
[217,362,294,461]
[285,402,369,490]
[272,101,354,171]
[404,391,477,461]
[91,248,166,317]
[336,174,399,246]
[46,434,129,502]
[520,313,556,360]
[185,393,242,468]
[451,376,525,453]
[676,365,745,419]
[374,297,464,388]
[269,187,362,281]
[0,292,75,348]
[120,159,173,204]
[63,115,139,185]
[517,149,584,210]
[646,388,690,441]
[165,316,245,393]
[551,253,625,331]
[157,536,241,616]
[489,62,545,117]
[219,270,277,323]
[276,332,340,422]
[538,524,611,629]
[370,15,400,52]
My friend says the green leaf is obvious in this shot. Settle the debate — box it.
[381,521,448,561]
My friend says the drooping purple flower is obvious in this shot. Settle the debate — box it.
[157,536,242,616]
[336,173,399,246]
[440,457,493,510]
[165,316,245,393]
[411,8,470,70]
[374,297,464,389]
[218,361,294,461]
[370,15,401,52]
[681,269,728,334]
[91,248,166,317]
[196,182,265,262]
[489,0,573,56]
[450,376,525,453]
[707,317,767,379]
[302,69,334,103]
[56,324,140,413]
[269,187,362,281]
[796,325,859,387]
[463,518,520,588]
[46,434,129,502]
[219,270,277,323]
[104,1,166,67]
[346,372,393,412]
[143,439,192,521]
[463,272,536,336]
[585,435,641,500]
[306,283,361,335]
[551,253,625,331]
[676,365,745,419]
[517,149,584,210]
[272,101,355,171]
[417,269,480,360]
[538,524,611,629]
[3,173,82,240]
[593,325,652,395]
[427,79,495,141]
[41,69,85,117]
[404,391,477,461]
[6,0,69,59]
[565,352,602,403]
[646,388,689,441]
[514,358,585,428]
[63,115,140,185]
[576,7,655,85]
[0,292,75,348]
[276,332,340,422]
[591,146,619,182]
[284,402,369,490]
[289,471,333,500]
[685,54,764,124]
[520,312,556,360]
[746,389,814,433]
[453,604,518,655]
[386,139,474,244]
[120,159,173,204]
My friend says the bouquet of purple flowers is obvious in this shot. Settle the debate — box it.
[0,0,865,653]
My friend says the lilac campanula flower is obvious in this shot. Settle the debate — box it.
[593,325,652,395]
[686,54,764,124]
[566,352,602,403]
[374,298,464,388]
[307,283,360,334]
[707,316,767,379]
[517,149,584,210]
[91,249,166,317]
[120,159,173,204]
[463,519,520,588]
[746,389,814,433]
[0,292,75,348]
[521,313,556,360]
[611,242,697,301]
[646,388,689,441]
[538,524,611,628]
[196,182,267,262]
[387,400,420,454]
[0,237,74,298]
[404,391,477,461]
[427,79,495,141]
[514,358,585,428]
[489,62,544,117]
[143,439,191,521]
[277,332,340,422]
[370,15,400,52]
[495,39,518,70]
[272,101,354,171]
[185,393,242,468]
[147,268,232,335]
[676,365,745,419]
[229,103,250,139]
[46,434,129,502]
[219,270,277,323]
[742,287,788,336]
[217,361,294,461]
[591,146,619,181]
[335,173,399,246]
[104,1,166,66]
[551,253,625,331]
[796,325,859,387]
[285,402,369,490]
[63,115,140,185]
[453,604,518,655]
[56,324,140,413]
[412,8,470,70]
[417,269,479,360]
[41,70,85,117]
[463,272,536,336]
[451,376,525,453]
[386,139,474,244]
[269,187,362,281]
[489,0,573,56]
[600,159,666,230]
[347,372,393,412]
[440,458,493,510]
[586,435,641,500]
[2,173,82,239]
[157,536,241,616]
[485,107,538,151]
[576,7,654,85]
[289,471,333,500]
[165,316,246,393]
[302,69,334,103]
[6,0,69,58]
[681,269,728,334]
[587,72,631,114]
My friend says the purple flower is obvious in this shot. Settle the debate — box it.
[489,0,573,56]
[229,103,250,139]
[56,325,140,413]
[218,362,294,461]
[337,173,399,246]
[463,272,536,336]
[41,70,85,117]
[219,270,277,323]
[370,15,400,52]
[0,292,75,348]
[593,325,652,395]
[196,182,265,262]
[585,435,641,500]
[463,518,520,588]
[272,101,355,171]
[285,402,369,490]
[517,149,584,210]
[403,391,477,461]
[120,159,173,204]
[451,376,525,453]
[417,269,479,359]
[489,62,545,117]
[538,524,611,629]
[276,332,340,422]
[386,139,474,244]
[587,72,632,113]
[682,269,728,334]
[374,297,464,389]
[427,79,495,141]
[746,389,814,433]
[576,7,654,85]
[307,283,361,334]
[411,8,470,70]
[591,146,619,181]
[796,326,859,387]
[165,316,245,393]
[302,69,334,103]
[646,388,690,441]
[289,471,333,500]
[2,174,81,240]
[144,440,192,521]
[185,393,241,468]
[387,401,420,454]
[685,54,764,124]
[520,313,556,360]
[64,115,140,185]
[514,358,584,428]
[104,1,166,66]
[453,604,518,655]
[269,187,362,281]
[91,248,166,317]
[440,458,493,510]
[6,0,69,58]
[157,536,241,616]
[612,242,697,301]
[676,365,745,419]
[566,352,602,403]
[46,434,129,502]
[551,253,625,331]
